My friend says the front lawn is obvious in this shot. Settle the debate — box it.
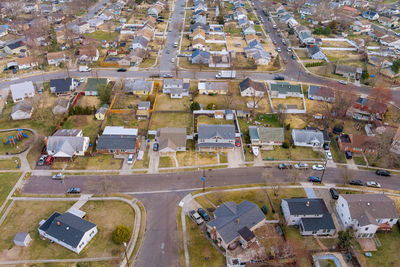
[66,154,123,170]
[290,147,324,161]
[133,150,149,169]
[330,137,346,163]
[186,217,225,267]
[149,112,192,133]
[261,147,290,160]
[353,155,366,166]
[159,156,176,168]
[176,151,219,166]
[0,172,21,206]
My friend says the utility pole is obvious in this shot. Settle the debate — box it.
[320,157,328,183]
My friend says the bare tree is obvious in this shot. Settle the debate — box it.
[276,104,287,126]
[248,91,264,118]
[340,167,352,185]
[372,128,400,168]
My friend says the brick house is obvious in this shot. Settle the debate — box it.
[337,134,377,155]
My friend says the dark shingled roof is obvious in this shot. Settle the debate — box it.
[301,214,335,232]
[284,198,328,215]
[97,135,137,150]
[39,212,96,248]
[50,78,73,93]
[238,226,255,242]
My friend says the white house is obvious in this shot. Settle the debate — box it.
[14,232,31,247]
[249,126,284,148]
[46,129,89,158]
[336,194,399,238]
[281,198,335,236]
[11,101,34,120]
[10,81,35,102]
[269,82,303,99]
[163,79,189,98]
[47,52,66,66]
[307,45,327,61]
[198,124,235,151]
[292,129,324,147]
[72,22,90,34]
[239,78,266,97]
[38,211,98,254]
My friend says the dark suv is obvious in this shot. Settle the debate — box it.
[376,169,390,176]
[197,208,210,221]
[329,188,339,200]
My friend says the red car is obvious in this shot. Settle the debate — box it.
[45,155,54,165]
[235,137,241,147]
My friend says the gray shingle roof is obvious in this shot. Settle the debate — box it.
[47,136,86,157]
[292,129,324,145]
[39,212,96,249]
[207,201,265,245]
[97,135,137,150]
[284,198,329,215]
[270,82,302,94]
[239,78,266,93]
[250,126,284,142]
[10,81,35,101]
[50,78,73,93]
[198,124,235,140]
[12,101,33,114]
[124,79,153,94]
[301,214,335,232]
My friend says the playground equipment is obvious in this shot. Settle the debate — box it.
[3,129,29,146]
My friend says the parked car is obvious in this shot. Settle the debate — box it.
[287,47,291,52]
[127,154,134,165]
[273,40,277,45]
[308,176,321,183]
[339,80,348,85]
[312,164,325,171]
[278,163,292,169]
[365,181,381,188]
[67,187,81,194]
[45,155,54,165]
[52,173,65,180]
[38,155,47,166]
[376,169,390,176]
[117,68,127,72]
[294,163,308,169]
[274,75,284,80]
[163,74,173,78]
[323,143,329,150]
[276,47,281,52]
[189,210,204,225]
[153,143,159,151]
[325,151,332,160]
[197,208,210,221]
[349,180,363,186]
[345,151,352,159]
[329,188,339,199]
[235,137,241,147]
[291,54,296,60]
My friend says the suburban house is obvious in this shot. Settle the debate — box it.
[130,36,149,50]
[336,194,399,238]
[78,46,100,62]
[47,52,66,66]
[72,22,90,34]
[38,211,97,254]
[249,126,284,148]
[46,129,90,158]
[191,49,210,64]
[192,38,206,50]
[281,198,336,236]
[348,97,388,121]
[163,79,189,98]
[147,0,166,17]
[4,41,27,55]
[10,81,35,102]
[239,78,266,97]
[84,78,109,96]
[362,10,379,20]
[351,20,372,33]
[390,127,400,154]
[50,78,76,95]
[14,56,38,70]
[269,82,303,99]
[125,79,153,95]
[198,124,235,151]
[307,45,327,61]
[336,134,377,155]
[308,86,335,102]
[11,101,34,120]
[52,98,70,115]
[97,126,139,154]
[206,201,265,249]
[335,64,362,80]
[157,128,187,155]
[198,81,228,95]
[292,129,324,148]
[379,35,400,49]
[95,105,109,121]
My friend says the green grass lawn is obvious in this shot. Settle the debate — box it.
[85,30,119,41]
[197,115,233,126]
[66,154,123,170]
[186,217,225,267]
[261,147,290,160]
[366,224,400,266]
[290,147,323,161]
[0,131,32,154]
[219,152,228,164]
[159,156,176,168]
[0,200,134,261]
[353,156,366,166]
[255,114,282,127]
[150,113,192,133]
[0,172,21,207]
[133,150,149,169]
[244,145,255,162]
[0,157,21,170]
[330,138,346,163]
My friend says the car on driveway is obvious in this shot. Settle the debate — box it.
[67,187,81,194]
[45,155,54,165]
[376,169,390,176]
[349,180,363,186]
[312,164,325,171]
[38,155,47,166]
[52,173,65,180]
[345,151,352,159]
[365,181,381,188]
[323,143,329,150]
[308,176,321,183]
[197,208,210,221]
[189,210,204,225]
[235,137,241,147]
[329,188,339,199]
[278,163,292,169]
[291,54,296,60]
[294,163,308,169]
[325,151,332,160]
[127,154,134,165]
[153,143,159,151]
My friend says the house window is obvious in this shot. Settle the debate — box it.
[390,219,393,222]
[312,231,317,234]
[365,227,369,231]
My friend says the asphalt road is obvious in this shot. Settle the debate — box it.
[22,167,400,194]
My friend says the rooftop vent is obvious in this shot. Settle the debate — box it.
[306,201,310,207]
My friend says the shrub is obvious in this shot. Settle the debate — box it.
[190,101,200,111]
[305,62,325,68]
[282,142,289,149]
[112,225,131,245]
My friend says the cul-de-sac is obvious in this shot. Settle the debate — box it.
[0,0,400,266]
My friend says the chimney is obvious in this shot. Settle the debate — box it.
[236,218,240,224]
[306,201,310,207]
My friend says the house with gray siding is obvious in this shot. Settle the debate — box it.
[281,198,335,236]
[291,129,324,148]
[269,82,302,99]
[249,127,284,148]
[197,124,235,151]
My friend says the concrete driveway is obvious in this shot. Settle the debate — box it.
[148,141,159,173]
[227,147,244,168]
